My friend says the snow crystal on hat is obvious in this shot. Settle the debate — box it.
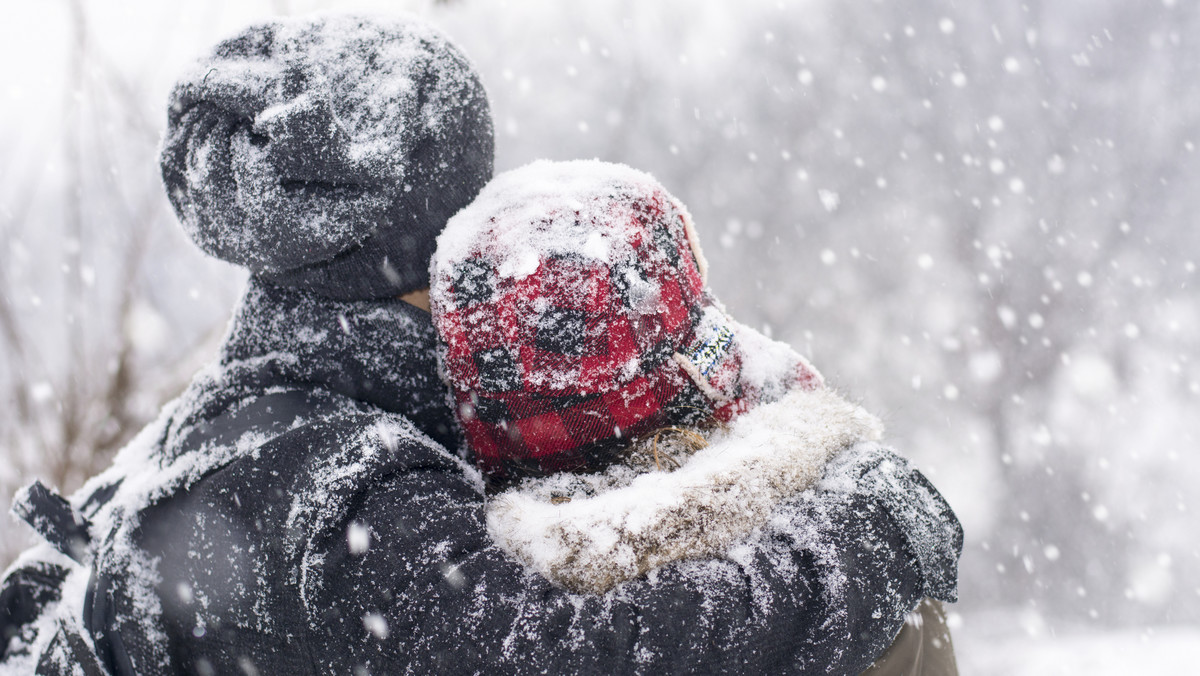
[161,13,493,300]
[432,160,708,290]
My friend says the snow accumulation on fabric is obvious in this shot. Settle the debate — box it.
[162,13,492,299]
[175,15,464,166]
[282,411,473,614]
[430,159,820,404]
[731,316,826,401]
[0,280,464,672]
[487,387,884,594]
[0,545,76,676]
[814,442,963,603]
[432,159,709,294]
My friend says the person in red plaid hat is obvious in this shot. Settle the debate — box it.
[431,159,828,481]
[431,159,962,673]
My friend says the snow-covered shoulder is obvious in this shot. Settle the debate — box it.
[486,387,884,594]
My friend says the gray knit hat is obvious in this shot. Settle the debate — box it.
[160,14,494,300]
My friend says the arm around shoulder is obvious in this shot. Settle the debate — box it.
[298,431,960,674]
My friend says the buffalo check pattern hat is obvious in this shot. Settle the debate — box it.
[430,160,823,479]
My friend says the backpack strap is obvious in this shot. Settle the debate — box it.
[85,388,329,675]
[34,617,108,676]
[11,481,92,565]
[0,561,69,664]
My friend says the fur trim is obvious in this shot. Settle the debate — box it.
[486,387,884,594]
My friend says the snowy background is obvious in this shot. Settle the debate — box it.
[2,0,1198,672]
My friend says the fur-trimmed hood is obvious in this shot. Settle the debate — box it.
[486,387,884,594]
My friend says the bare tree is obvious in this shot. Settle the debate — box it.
[0,0,237,567]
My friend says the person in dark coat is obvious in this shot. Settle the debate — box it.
[0,14,962,675]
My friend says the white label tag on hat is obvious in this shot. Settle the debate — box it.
[673,307,739,404]
[686,322,734,377]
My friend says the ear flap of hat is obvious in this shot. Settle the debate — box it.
[673,304,826,421]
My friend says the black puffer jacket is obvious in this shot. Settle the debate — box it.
[3,280,961,675]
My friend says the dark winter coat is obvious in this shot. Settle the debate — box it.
[2,279,961,675]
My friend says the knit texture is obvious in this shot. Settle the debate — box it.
[160,14,493,300]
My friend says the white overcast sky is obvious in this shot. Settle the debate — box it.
[0,0,456,147]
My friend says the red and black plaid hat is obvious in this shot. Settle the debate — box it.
[430,160,822,479]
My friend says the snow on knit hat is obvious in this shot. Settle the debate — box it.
[430,160,824,479]
[160,14,493,300]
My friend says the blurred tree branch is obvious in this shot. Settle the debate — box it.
[1,0,230,564]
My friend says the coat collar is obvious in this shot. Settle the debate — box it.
[218,278,457,451]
